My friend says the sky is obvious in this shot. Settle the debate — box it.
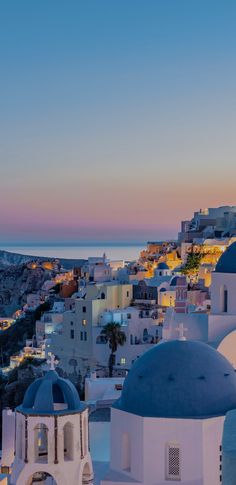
[0,0,236,244]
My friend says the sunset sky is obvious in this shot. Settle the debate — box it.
[1,0,236,243]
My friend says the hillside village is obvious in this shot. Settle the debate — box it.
[2,206,236,484]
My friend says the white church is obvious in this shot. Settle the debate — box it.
[101,338,236,485]
[163,240,236,367]
[2,343,236,484]
[1,357,94,485]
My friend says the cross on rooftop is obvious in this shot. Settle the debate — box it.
[47,353,59,371]
[176,323,188,341]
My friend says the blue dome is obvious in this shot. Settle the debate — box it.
[18,370,83,415]
[157,262,169,270]
[114,340,236,419]
[215,242,236,273]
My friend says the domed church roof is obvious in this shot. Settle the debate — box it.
[17,370,84,415]
[215,242,236,273]
[157,262,169,270]
[114,340,236,419]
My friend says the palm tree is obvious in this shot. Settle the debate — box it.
[100,322,126,377]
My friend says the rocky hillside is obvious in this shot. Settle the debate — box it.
[0,249,86,270]
[0,264,50,316]
[0,250,33,269]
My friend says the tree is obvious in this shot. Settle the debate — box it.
[181,244,203,277]
[100,322,126,377]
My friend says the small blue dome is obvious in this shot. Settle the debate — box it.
[18,370,83,415]
[157,262,169,270]
[114,340,236,418]
[160,287,166,292]
[215,242,236,273]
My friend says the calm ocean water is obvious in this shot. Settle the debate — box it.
[0,244,145,261]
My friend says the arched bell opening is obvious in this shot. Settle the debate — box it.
[34,423,49,464]
[63,421,74,461]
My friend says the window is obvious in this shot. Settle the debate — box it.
[121,357,126,365]
[82,319,87,326]
[127,313,131,319]
[121,433,131,471]
[166,443,180,481]
[127,291,129,297]
[70,329,74,339]
[101,292,105,299]
[82,306,86,313]
[221,285,228,313]
[115,384,123,390]
[223,289,228,312]
[34,424,48,463]
[84,331,87,341]
[80,331,83,341]
[219,444,223,483]
[63,422,74,461]
[70,321,73,326]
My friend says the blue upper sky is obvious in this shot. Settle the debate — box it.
[0,1,236,243]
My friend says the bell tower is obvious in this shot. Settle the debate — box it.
[9,360,94,485]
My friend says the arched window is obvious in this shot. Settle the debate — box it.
[220,285,228,313]
[143,328,148,342]
[82,462,93,485]
[100,292,105,300]
[63,422,74,461]
[34,424,48,463]
[28,472,57,485]
[121,432,131,471]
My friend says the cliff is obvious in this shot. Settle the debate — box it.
[0,264,50,316]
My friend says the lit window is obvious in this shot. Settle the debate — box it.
[121,357,126,365]
[166,443,181,481]
[82,319,87,326]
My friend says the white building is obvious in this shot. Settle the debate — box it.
[101,339,236,485]
[93,306,161,371]
[36,302,66,344]
[1,360,93,485]
[163,241,236,368]
[47,282,133,376]
[85,374,124,405]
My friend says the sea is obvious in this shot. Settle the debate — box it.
[0,244,145,262]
